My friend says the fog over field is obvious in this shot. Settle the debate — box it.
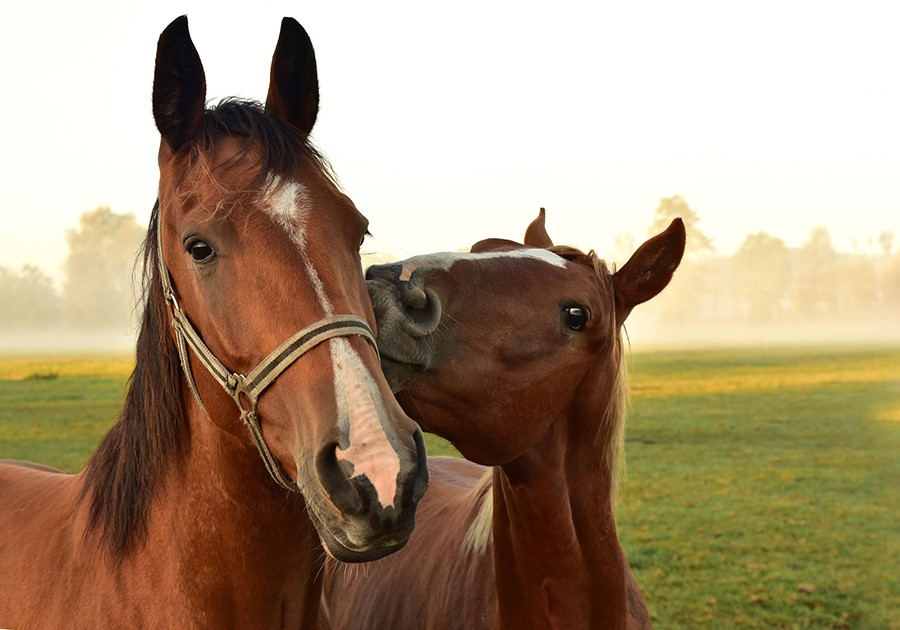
[1,200,897,354]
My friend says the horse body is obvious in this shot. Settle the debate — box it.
[0,454,314,626]
[0,16,427,627]
[323,211,684,628]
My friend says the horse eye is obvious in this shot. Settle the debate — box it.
[187,240,216,264]
[564,306,588,331]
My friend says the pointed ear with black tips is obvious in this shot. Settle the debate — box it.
[265,17,319,135]
[153,16,207,153]
[524,208,554,247]
[613,218,686,322]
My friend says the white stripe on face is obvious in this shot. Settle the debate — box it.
[265,180,335,314]
[398,248,566,281]
[266,179,312,250]
[332,338,400,509]
[263,177,401,509]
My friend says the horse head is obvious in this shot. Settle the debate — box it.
[151,16,427,562]
[366,210,685,465]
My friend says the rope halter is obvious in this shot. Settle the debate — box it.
[156,208,378,491]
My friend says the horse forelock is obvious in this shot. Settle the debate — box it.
[170,98,341,218]
[79,203,187,561]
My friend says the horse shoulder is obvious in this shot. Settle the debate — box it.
[0,464,88,624]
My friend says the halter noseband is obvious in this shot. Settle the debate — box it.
[156,208,378,492]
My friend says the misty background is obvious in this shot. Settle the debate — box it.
[1,196,897,352]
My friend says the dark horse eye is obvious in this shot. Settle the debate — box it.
[187,240,216,264]
[564,306,588,331]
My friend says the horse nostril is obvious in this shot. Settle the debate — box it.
[400,285,442,336]
[315,442,363,515]
[401,285,428,310]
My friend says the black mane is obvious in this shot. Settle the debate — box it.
[80,204,185,560]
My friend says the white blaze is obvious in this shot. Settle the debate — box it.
[331,339,400,508]
[399,247,567,281]
[263,178,400,509]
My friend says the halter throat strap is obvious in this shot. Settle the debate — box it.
[154,205,378,492]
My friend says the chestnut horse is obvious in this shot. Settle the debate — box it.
[321,210,685,629]
[0,16,427,627]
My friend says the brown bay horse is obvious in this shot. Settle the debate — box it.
[0,17,427,627]
[321,210,685,629]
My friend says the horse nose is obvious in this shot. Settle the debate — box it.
[399,283,442,337]
[366,263,442,338]
[315,442,364,515]
[314,428,428,521]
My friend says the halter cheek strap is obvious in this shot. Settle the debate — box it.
[156,212,378,492]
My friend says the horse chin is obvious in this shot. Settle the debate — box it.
[306,502,411,563]
[321,531,410,564]
[380,357,424,393]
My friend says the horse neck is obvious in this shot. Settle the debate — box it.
[150,391,325,625]
[491,354,628,629]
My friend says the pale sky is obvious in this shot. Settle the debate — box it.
[1,0,898,286]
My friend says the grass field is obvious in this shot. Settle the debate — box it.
[1,347,897,628]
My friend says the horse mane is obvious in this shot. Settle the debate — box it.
[548,245,630,503]
[80,98,328,561]
[80,204,186,561]
[461,470,494,555]
[604,340,630,504]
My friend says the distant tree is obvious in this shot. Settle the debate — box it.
[790,227,838,319]
[834,256,878,318]
[0,265,62,328]
[648,196,714,257]
[882,251,900,313]
[878,231,894,257]
[62,207,144,329]
[733,232,790,321]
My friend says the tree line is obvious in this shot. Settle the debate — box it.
[0,207,144,331]
[1,200,898,334]
[629,196,899,326]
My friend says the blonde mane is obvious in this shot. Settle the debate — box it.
[461,469,494,555]
[549,245,631,503]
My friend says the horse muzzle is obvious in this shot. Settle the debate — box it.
[307,426,429,562]
[366,264,445,391]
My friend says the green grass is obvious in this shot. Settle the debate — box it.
[0,347,896,628]
[619,347,900,629]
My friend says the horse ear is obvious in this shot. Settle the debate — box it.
[613,218,686,322]
[265,17,319,135]
[524,208,554,247]
[153,16,206,153]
